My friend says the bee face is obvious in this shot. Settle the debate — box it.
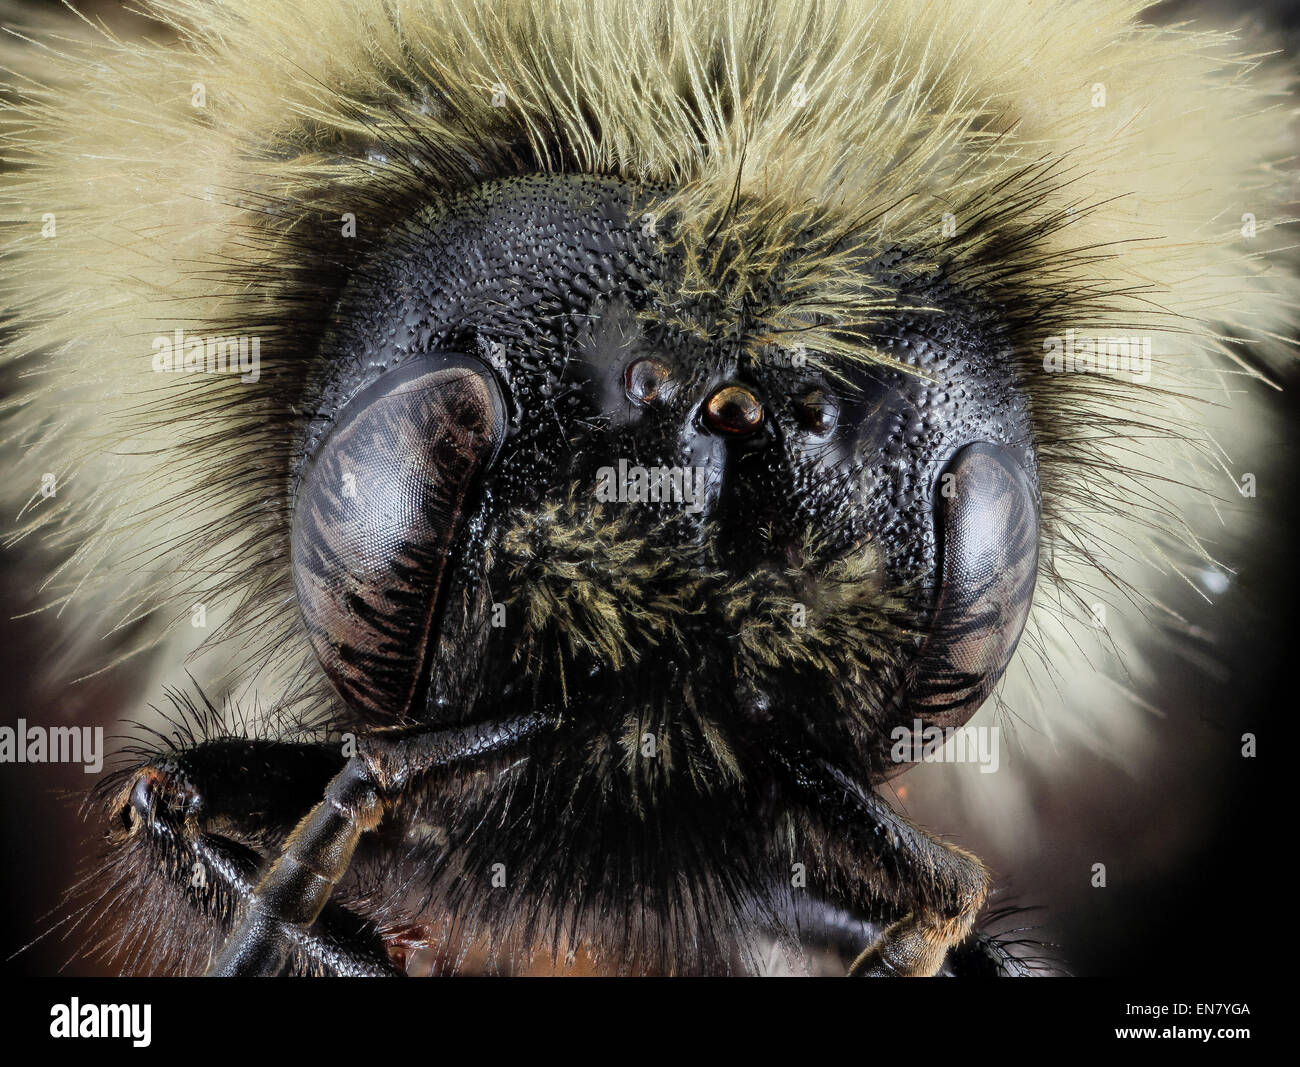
[3,0,1293,978]
[290,172,1040,784]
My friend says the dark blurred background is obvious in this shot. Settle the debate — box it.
[0,0,1293,976]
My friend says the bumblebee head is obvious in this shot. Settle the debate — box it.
[2,0,1294,802]
[288,172,1039,778]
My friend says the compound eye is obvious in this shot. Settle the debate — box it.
[625,357,675,405]
[292,352,506,722]
[792,388,838,435]
[909,442,1039,730]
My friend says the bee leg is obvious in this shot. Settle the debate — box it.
[114,740,400,975]
[208,711,556,977]
[771,747,990,977]
[783,895,1039,976]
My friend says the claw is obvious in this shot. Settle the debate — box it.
[117,763,202,835]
